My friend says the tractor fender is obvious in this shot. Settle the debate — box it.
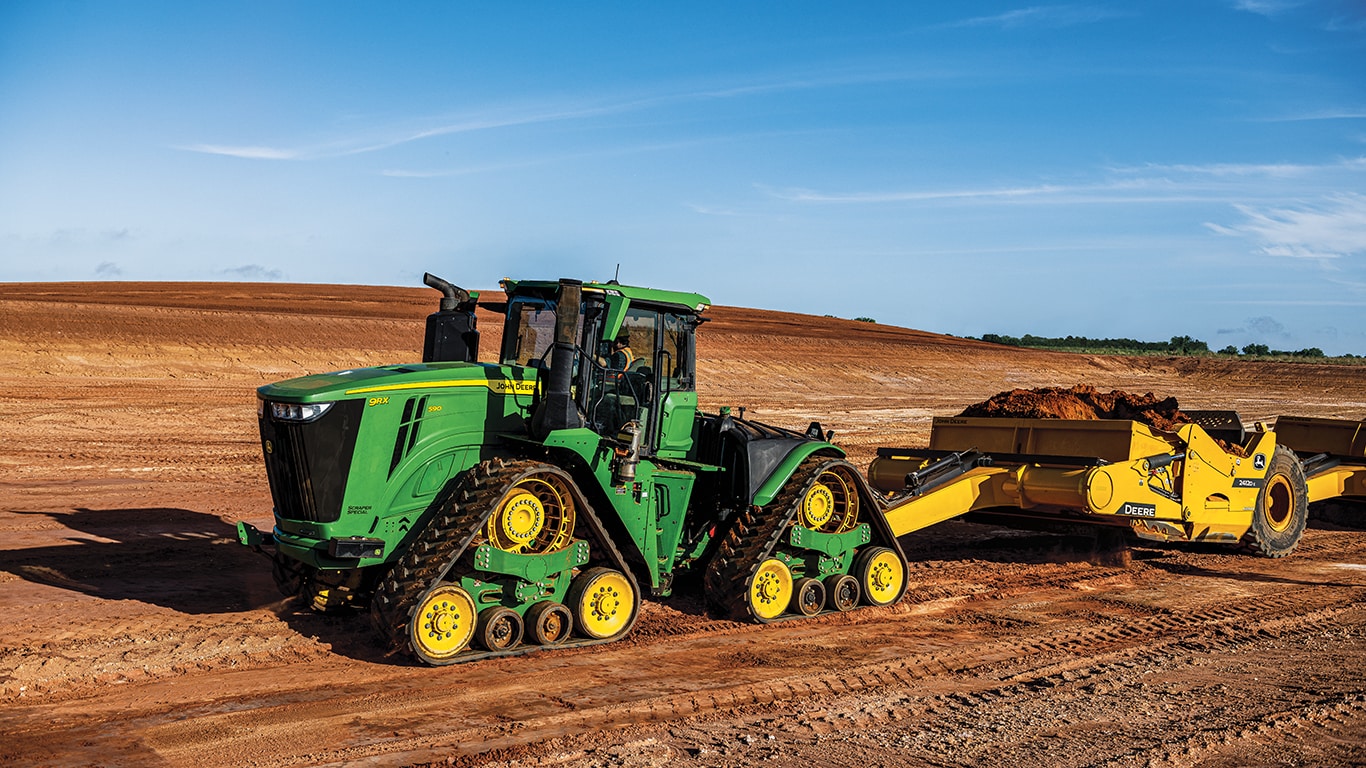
[751,440,844,507]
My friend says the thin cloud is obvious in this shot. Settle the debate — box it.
[178,144,301,160]
[1112,161,1324,178]
[760,176,1224,206]
[687,203,744,217]
[769,156,1366,208]
[764,183,1070,203]
[1232,0,1302,16]
[1206,193,1366,262]
[222,264,285,281]
[177,104,625,161]
[178,69,959,162]
[937,5,1126,29]
[1257,109,1366,122]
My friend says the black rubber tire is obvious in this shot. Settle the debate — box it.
[790,577,826,617]
[1241,445,1309,558]
[824,573,860,612]
[474,606,524,652]
[526,601,573,645]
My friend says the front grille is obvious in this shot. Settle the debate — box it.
[260,399,363,523]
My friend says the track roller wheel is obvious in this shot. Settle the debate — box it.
[1241,445,1308,558]
[824,573,861,612]
[855,546,906,607]
[790,577,825,617]
[526,601,573,646]
[567,567,636,640]
[410,584,478,663]
[747,558,794,622]
[475,606,524,652]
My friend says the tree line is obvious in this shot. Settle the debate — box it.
[973,333,1333,359]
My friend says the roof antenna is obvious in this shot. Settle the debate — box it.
[609,263,621,285]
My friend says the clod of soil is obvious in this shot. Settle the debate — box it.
[959,384,1189,432]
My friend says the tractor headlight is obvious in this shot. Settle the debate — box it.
[269,401,334,423]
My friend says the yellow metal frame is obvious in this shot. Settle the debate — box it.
[873,417,1283,544]
[1275,415,1366,504]
[1304,466,1366,504]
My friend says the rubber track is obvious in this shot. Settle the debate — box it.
[704,455,853,622]
[369,457,638,664]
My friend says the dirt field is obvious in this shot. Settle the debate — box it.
[1,281,1364,768]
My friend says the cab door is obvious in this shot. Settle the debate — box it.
[655,312,699,458]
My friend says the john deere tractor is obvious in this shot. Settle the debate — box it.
[240,275,908,664]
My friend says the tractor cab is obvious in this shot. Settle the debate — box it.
[497,278,709,461]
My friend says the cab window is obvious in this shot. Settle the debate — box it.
[662,312,695,391]
[501,298,556,367]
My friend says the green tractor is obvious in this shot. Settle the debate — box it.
[239,274,908,664]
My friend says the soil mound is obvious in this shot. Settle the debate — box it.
[959,385,1189,432]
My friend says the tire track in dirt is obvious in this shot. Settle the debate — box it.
[124,586,1363,767]
[0,612,331,701]
[1137,693,1366,768]
[558,600,1366,768]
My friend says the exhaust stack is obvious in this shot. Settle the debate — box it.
[422,272,479,363]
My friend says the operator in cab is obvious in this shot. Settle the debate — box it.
[608,331,635,370]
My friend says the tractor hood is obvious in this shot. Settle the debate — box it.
[258,362,537,403]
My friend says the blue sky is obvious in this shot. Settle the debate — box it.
[2,2,1364,354]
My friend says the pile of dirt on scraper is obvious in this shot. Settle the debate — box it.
[958,384,1190,432]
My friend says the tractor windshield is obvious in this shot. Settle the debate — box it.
[501,298,557,368]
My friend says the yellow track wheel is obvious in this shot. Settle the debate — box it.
[855,546,905,607]
[486,473,577,554]
[747,558,794,621]
[410,584,477,662]
[801,483,835,528]
[799,466,860,534]
[567,567,636,640]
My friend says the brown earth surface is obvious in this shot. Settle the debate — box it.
[958,384,1190,433]
[1,281,1364,768]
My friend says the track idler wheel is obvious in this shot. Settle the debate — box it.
[790,577,825,617]
[409,584,478,663]
[475,606,524,652]
[855,546,906,607]
[526,601,573,646]
[824,573,861,612]
[1241,445,1309,558]
[567,567,636,640]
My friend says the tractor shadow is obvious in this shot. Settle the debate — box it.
[897,519,1138,568]
[5,507,278,614]
[2,507,393,662]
